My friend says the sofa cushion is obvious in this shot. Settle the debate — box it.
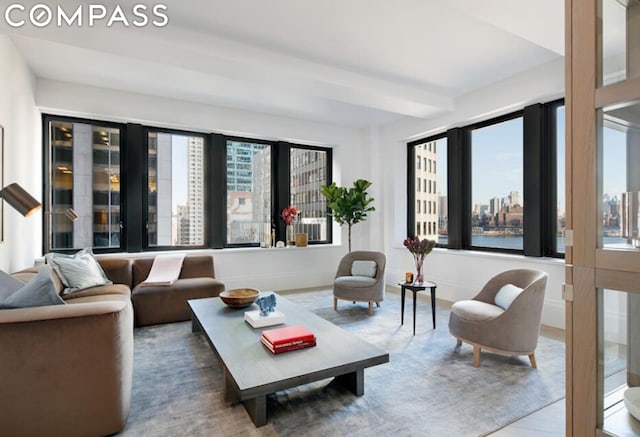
[335,275,377,288]
[46,248,113,295]
[351,260,377,278]
[0,266,65,309]
[451,300,504,322]
[132,277,224,326]
[62,283,131,301]
[494,284,523,310]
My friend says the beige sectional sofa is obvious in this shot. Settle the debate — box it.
[0,254,225,437]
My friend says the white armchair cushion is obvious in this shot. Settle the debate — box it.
[494,284,523,310]
[451,300,504,321]
[335,276,377,288]
[351,260,377,278]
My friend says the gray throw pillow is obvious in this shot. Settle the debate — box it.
[46,248,112,295]
[0,269,26,301]
[0,266,65,309]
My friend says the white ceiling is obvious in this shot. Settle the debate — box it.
[1,0,564,127]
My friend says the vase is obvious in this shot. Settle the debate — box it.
[414,257,424,284]
[286,224,295,246]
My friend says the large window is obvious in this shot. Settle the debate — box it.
[408,136,447,245]
[147,132,205,247]
[226,140,271,245]
[46,118,122,251]
[407,99,564,257]
[290,147,329,242]
[471,115,524,251]
[43,115,333,253]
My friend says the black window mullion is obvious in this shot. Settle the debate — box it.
[124,123,145,252]
[210,133,226,249]
[523,103,546,257]
[448,127,471,249]
[275,141,292,243]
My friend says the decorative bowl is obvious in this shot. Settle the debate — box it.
[219,288,260,308]
[624,387,640,421]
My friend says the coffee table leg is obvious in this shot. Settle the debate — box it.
[223,367,240,403]
[243,395,268,427]
[190,312,202,333]
[335,368,364,396]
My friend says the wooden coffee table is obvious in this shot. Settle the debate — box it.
[188,293,389,427]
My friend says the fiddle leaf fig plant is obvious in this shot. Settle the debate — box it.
[320,178,375,252]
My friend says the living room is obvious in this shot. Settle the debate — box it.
[0,1,636,436]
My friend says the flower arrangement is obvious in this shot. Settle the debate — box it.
[403,236,437,283]
[280,205,298,226]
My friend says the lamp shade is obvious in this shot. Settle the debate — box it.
[0,183,42,217]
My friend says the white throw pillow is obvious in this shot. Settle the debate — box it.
[494,283,523,310]
[46,248,112,295]
[351,260,377,278]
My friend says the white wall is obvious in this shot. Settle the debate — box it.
[378,58,567,329]
[0,35,41,272]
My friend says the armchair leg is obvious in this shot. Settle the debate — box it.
[334,296,337,311]
[473,345,481,367]
[368,301,373,316]
[376,301,380,308]
[528,353,537,368]
[456,339,462,347]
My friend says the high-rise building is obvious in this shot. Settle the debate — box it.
[415,141,438,239]
[509,190,521,207]
[490,197,500,215]
[290,148,328,241]
[187,137,204,245]
[175,204,190,245]
[49,121,121,250]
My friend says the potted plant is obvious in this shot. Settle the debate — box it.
[320,179,375,252]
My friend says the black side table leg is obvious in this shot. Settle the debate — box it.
[413,290,417,335]
[430,287,436,329]
[401,286,405,325]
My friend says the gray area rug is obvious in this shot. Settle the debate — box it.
[119,289,565,437]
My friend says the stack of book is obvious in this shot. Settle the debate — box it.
[260,325,316,354]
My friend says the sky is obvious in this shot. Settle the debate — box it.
[471,117,523,206]
[171,134,189,211]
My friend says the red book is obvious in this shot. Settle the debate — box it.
[261,325,315,346]
[261,336,316,354]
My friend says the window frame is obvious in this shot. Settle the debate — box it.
[142,126,210,251]
[43,115,334,254]
[43,114,126,254]
[222,135,276,249]
[468,110,525,255]
[287,143,333,246]
[407,132,448,247]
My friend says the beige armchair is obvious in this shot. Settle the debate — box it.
[448,269,548,368]
[333,251,386,316]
